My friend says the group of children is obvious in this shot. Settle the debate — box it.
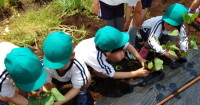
[0,0,198,105]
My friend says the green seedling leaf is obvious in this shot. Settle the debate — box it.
[162,45,166,49]
[51,88,65,101]
[189,35,197,41]
[147,61,153,69]
[170,45,180,51]
[183,14,191,24]
[190,40,198,50]
[191,13,199,21]
[182,52,189,57]
[168,30,179,36]
[154,58,163,71]
[41,96,54,105]
[168,50,177,57]
[183,13,199,24]
[28,96,40,105]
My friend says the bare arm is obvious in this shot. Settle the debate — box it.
[9,93,28,105]
[92,0,100,14]
[113,67,149,79]
[126,44,146,66]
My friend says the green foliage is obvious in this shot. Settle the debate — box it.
[189,35,198,50]
[51,88,65,101]
[28,96,40,105]
[147,61,153,70]
[0,0,4,8]
[28,88,65,105]
[57,0,93,14]
[182,13,199,24]
[147,58,163,71]
[154,58,163,71]
[0,0,66,48]
[168,29,179,36]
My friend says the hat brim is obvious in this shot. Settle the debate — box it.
[15,67,47,92]
[120,32,130,47]
[163,18,180,26]
[43,56,70,69]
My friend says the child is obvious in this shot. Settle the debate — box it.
[74,26,149,79]
[42,31,91,105]
[137,3,188,65]
[188,0,200,22]
[0,42,47,105]
[92,0,139,31]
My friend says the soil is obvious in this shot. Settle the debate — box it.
[1,0,199,105]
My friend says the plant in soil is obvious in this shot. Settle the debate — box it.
[28,88,65,105]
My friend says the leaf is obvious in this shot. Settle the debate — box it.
[182,14,192,24]
[41,96,54,105]
[147,61,153,69]
[162,45,166,50]
[28,96,40,105]
[168,30,179,36]
[168,50,177,57]
[182,52,189,57]
[154,58,163,71]
[190,40,198,50]
[51,88,66,101]
[191,13,199,21]
[170,45,180,51]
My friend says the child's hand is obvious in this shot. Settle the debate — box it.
[139,58,147,67]
[92,3,100,14]
[134,67,149,77]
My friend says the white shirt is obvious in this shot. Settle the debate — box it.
[0,42,18,97]
[142,16,188,53]
[100,0,139,7]
[74,38,115,77]
[45,58,90,89]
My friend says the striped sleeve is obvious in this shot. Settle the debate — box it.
[96,51,115,77]
[73,59,89,88]
[148,20,165,53]
[179,25,188,51]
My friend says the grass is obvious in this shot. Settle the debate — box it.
[0,0,93,49]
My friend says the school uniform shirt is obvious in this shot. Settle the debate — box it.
[142,16,188,54]
[74,38,115,77]
[100,0,139,7]
[45,58,90,89]
[0,42,18,97]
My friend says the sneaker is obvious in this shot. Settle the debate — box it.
[139,46,149,59]
[126,51,136,60]
[77,91,88,105]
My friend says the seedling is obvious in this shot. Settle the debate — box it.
[182,13,199,24]
[28,88,65,105]
[146,57,164,72]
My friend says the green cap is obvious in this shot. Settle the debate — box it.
[94,26,129,51]
[162,3,187,26]
[4,47,47,92]
[43,31,73,69]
